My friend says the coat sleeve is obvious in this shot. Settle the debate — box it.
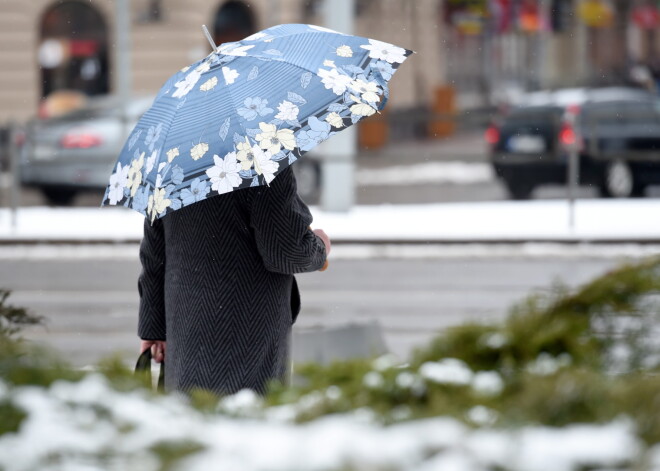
[249,167,327,274]
[137,218,167,340]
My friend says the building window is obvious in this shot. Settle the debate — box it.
[213,1,256,45]
[138,0,164,23]
[38,1,109,99]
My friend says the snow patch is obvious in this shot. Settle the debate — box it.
[356,161,494,186]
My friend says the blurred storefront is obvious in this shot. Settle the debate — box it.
[444,0,660,108]
[0,0,442,124]
[1,0,659,134]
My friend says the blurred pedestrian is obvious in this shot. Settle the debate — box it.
[628,62,657,94]
[138,166,330,397]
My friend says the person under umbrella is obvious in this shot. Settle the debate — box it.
[138,165,330,396]
[103,24,412,396]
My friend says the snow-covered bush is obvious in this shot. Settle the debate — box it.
[2,258,660,470]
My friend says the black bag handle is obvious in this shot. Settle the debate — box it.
[135,348,165,393]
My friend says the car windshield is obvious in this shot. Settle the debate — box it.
[504,106,563,125]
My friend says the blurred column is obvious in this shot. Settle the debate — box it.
[8,122,20,230]
[320,0,355,212]
[575,10,590,83]
[115,0,132,142]
[268,0,282,26]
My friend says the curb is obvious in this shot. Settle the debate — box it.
[1,238,660,245]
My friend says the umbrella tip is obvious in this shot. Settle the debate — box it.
[202,24,218,52]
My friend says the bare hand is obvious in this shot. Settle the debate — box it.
[313,228,331,255]
[140,340,166,363]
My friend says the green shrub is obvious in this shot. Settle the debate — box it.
[2,257,660,449]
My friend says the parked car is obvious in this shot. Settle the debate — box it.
[487,87,660,199]
[20,95,154,205]
[20,95,321,205]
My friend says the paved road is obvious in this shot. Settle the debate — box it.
[1,249,629,367]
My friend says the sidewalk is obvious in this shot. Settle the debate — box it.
[1,198,659,244]
[357,131,487,169]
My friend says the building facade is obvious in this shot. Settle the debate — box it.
[0,0,444,123]
[2,0,658,125]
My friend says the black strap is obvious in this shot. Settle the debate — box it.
[134,348,165,393]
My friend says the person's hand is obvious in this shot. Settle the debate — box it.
[313,228,331,256]
[140,340,166,363]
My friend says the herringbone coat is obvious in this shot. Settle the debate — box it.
[137,167,326,396]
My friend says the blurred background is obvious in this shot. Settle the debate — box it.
[2,0,660,206]
[1,0,660,366]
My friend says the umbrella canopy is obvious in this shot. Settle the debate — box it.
[102,23,413,221]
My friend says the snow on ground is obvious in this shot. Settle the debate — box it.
[356,161,493,186]
[0,199,659,243]
[0,242,658,260]
[0,374,645,471]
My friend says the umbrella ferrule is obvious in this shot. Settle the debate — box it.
[202,24,218,52]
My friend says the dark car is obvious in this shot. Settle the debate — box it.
[488,87,660,199]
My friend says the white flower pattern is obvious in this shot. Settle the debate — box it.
[318,67,352,95]
[190,142,209,161]
[172,70,202,98]
[200,76,218,91]
[222,66,239,85]
[336,45,353,57]
[166,148,179,162]
[205,153,242,194]
[360,39,407,63]
[274,100,299,121]
[107,162,129,205]
[127,152,145,197]
[256,122,296,154]
[350,79,381,104]
[252,146,279,184]
[218,43,255,57]
[148,187,171,222]
[104,24,411,215]
[325,112,344,128]
[350,102,377,117]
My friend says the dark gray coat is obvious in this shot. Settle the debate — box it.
[137,168,326,396]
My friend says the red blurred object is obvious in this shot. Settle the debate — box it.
[632,5,660,30]
[485,125,500,145]
[566,104,581,116]
[38,101,49,120]
[559,123,576,147]
[69,40,99,57]
[491,0,513,34]
[60,130,103,148]
[14,130,26,148]
[519,0,543,32]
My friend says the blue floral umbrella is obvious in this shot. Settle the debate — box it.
[102,23,413,221]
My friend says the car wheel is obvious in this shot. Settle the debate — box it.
[600,160,642,198]
[42,188,77,206]
[504,180,534,200]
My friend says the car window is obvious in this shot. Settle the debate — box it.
[623,102,660,125]
[581,101,660,127]
[580,105,625,125]
[505,107,562,123]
